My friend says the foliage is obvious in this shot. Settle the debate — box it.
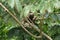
[0,0,60,40]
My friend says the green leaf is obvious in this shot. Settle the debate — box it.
[3,25,15,33]
[7,0,14,8]
[14,0,23,19]
[54,0,60,9]
[23,5,32,17]
[50,14,58,22]
[54,35,60,40]
[57,28,60,34]
[15,0,22,13]
[57,14,60,21]
[2,0,6,2]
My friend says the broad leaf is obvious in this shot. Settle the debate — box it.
[7,0,14,8]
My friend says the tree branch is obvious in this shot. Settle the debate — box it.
[0,2,41,38]
[0,3,52,40]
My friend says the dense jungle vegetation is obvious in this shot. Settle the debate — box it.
[0,0,60,40]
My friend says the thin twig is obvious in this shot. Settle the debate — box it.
[25,17,53,40]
